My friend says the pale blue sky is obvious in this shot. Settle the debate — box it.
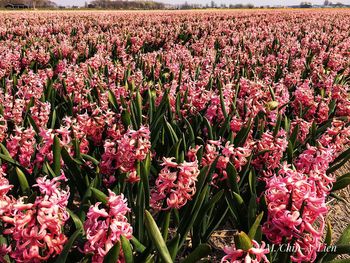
[54,0,350,6]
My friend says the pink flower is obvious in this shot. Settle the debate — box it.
[0,116,7,142]
[295,144,334,174]
[262,164,328,262]
[222,142,252,171]
[0,244,11,263]
[4,175,70,263]
[221,240,269,263]
[230,116,243,133]
[252,130,288,171]
[0,168,14,222]
[290,118,312,143]
[30,101,51,127]
[319,119,350,156]
[83,190,132,262]
[117,126,151,173]
[100,126,151,182]
[6,126,36,170]
[202,140,221,167]
[150,157,200,210]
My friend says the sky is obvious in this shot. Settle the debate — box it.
[53,0,350,6]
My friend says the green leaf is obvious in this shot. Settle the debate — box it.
[144,210,173,263]
[61,147,85,196]
[162,210,171,241]
[289,124,299,147]
[108,90,118,111]
[167,234,180,261]
[203,206,229,242]
[328,99,337,117]
[135,90,143,127]
[248,170,256,195]
[232,192,244,207]
[234,118,252,147]
[336,223,350,245]
[103,242,120,263]
[45,162,57,178]
[27,114,40,134]
[164,118,179,144]
[328,153,350,174]
[0,143,11,157]
[234,231,252,251]
[332,148,350,167]
[122,109,131,128]
[323,223,350,261]
[0,153,18,167]
[91,187,108,205]
[273,113,282,137]
[140,154,151,208]
[247,194,257,230]
[332,173,350,192]
[248,212,264,239]
[179,186,209,248]
[225,194,240,226]
[121,236,134,263]
[268,86,276,101]
[67,208,83,231]
[130,236,146,253]
[53,136,61,176]
[182,244,211,263]
[203,116,213,140]
[54,229,82,263]
[326,245,350,254]
[16,167,30,195]
[81,153,100,166]
[50,109,57,129]
[184,118,195,146]
[217,78,228,119]
[227,162,239,194]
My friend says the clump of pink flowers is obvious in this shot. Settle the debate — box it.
[252,130,288,172]
[0,167,13,220]
[1,174,70,262]
[150,156,200,210]
[221,240,270,263]
[6,126,36,170]
[100,126,151,182]
[83,190,132,262]
[262,163,332,262]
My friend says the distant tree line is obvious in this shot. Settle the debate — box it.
[299,0,347,7]
[0,0,56,8]
[178,1,255,9]
[88,0,165,9]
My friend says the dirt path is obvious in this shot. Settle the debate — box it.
[328,162,350,260]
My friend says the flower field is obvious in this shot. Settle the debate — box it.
[0,9,350,263]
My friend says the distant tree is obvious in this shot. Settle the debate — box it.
[324,0,329,5]
[211,0,215,8]
[90,0,165,10]
[0,0,56,8]
[300,1,312,7]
